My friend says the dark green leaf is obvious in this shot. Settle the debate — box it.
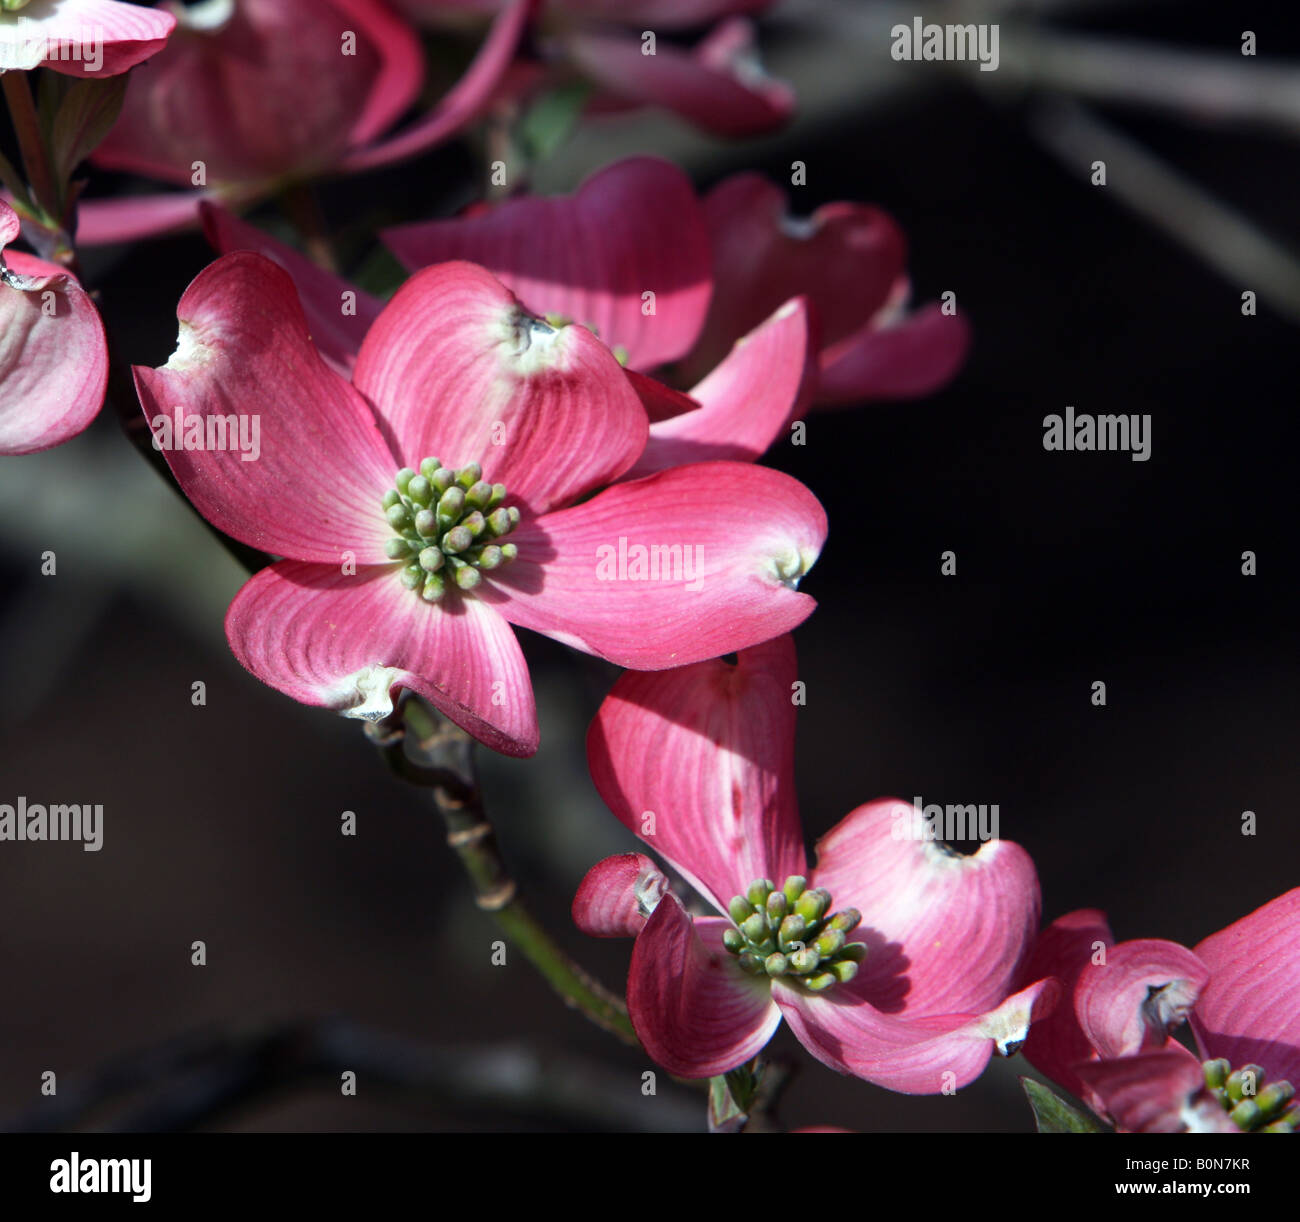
[1021,1076,1108,1132]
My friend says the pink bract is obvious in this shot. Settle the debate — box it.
[80,0,531,243]
[386,155,968,410]
[0,200,108,454]
[1022,889,1300,1131]
[203,189,818,478]
[398,0,790,138]
[132,252,826,756]
[0,0,174,77]
[575,635,1056,1090]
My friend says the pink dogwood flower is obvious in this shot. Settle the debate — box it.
[1021,889,1300,1132]
[133,252,825,756]
[574,635,1056,1090]
[0,200,107,453]
[78,0,531,244]
[385,155,970,413]
[200,193,819,477]
[0,0,174,76]
[397,0,791,138]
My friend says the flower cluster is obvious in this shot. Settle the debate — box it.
[0,0,1287,1137]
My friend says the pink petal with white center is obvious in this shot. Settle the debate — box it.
[226,560,538,755]
[0,211,107,455]
[352,261,647,516]
[628,897,781,1078]
[587,635,806,915]
[818,300,973,407]
[0,0,175,77]
[1019,909,1114,1103]
[383,157,712,371]
[200,203,380,376]
[1075,1049,1236,1133]
[93,0,419,185]
[565,19,793,140]
[132,252,398,564]
[1190,888,1300,1085]
[810,799,1042,1019]
[572,853,669,938]
[628,296,815,479]
[339,0,534,173]
[1075,939,1209,1061]
[775,977,1058,1095]
[687,176,906,383]
[488,461,825,669]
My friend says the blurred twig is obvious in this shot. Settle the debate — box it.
[1029,99,1300,323]
[371,699,640,1047]
[3,1017,698,1132]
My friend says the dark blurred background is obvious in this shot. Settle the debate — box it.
[0,0,1297,1131]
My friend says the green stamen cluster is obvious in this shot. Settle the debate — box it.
[383,458,520,602]
[1,1,33,11]
[722,875,867,992]
[1203,1060,1298,1132]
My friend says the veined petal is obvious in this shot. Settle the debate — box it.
[328,0,424,149]
[818,299,972,407]
[628,898,781,1078]
[687,175,906,381]
[384,157,712,371]
[0,0,175,77]
[489,461,825,668]
[572,853,669,938]
[774,977,1058,1095]
[201,203,381,375]
[586,635,806,915]
[1019,909,1115,1103]
[226,561,538,755]
[1075,1049,1235,1133]
[811,800,1041,1018]
[132,252,398,564]
[1075,939,1209,1061]
[628,296,815,479]
[352,261,647,515]
[339,0,533,172]
[1190,888,1300,1085]
[0,226,107,455]
[566,19,793,140]
[93,0,415,185]
[76,190,225,246]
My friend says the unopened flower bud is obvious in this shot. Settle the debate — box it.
[764,952,789,976]
[729,896,755,924]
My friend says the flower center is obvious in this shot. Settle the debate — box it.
[722,875,867,992]
[1,1,33,12]
[1203,1058,1298,1132]
[382,458,520,603]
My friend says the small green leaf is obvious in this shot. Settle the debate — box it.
[516,82,592,165]
[50,75,127,184]
[1021,1076,1108,1132]
[708,1074,748,1134]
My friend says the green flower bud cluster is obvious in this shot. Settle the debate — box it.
[1203,1059,1299,1132]
[383,458,520,602]
[722,875,867,993]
